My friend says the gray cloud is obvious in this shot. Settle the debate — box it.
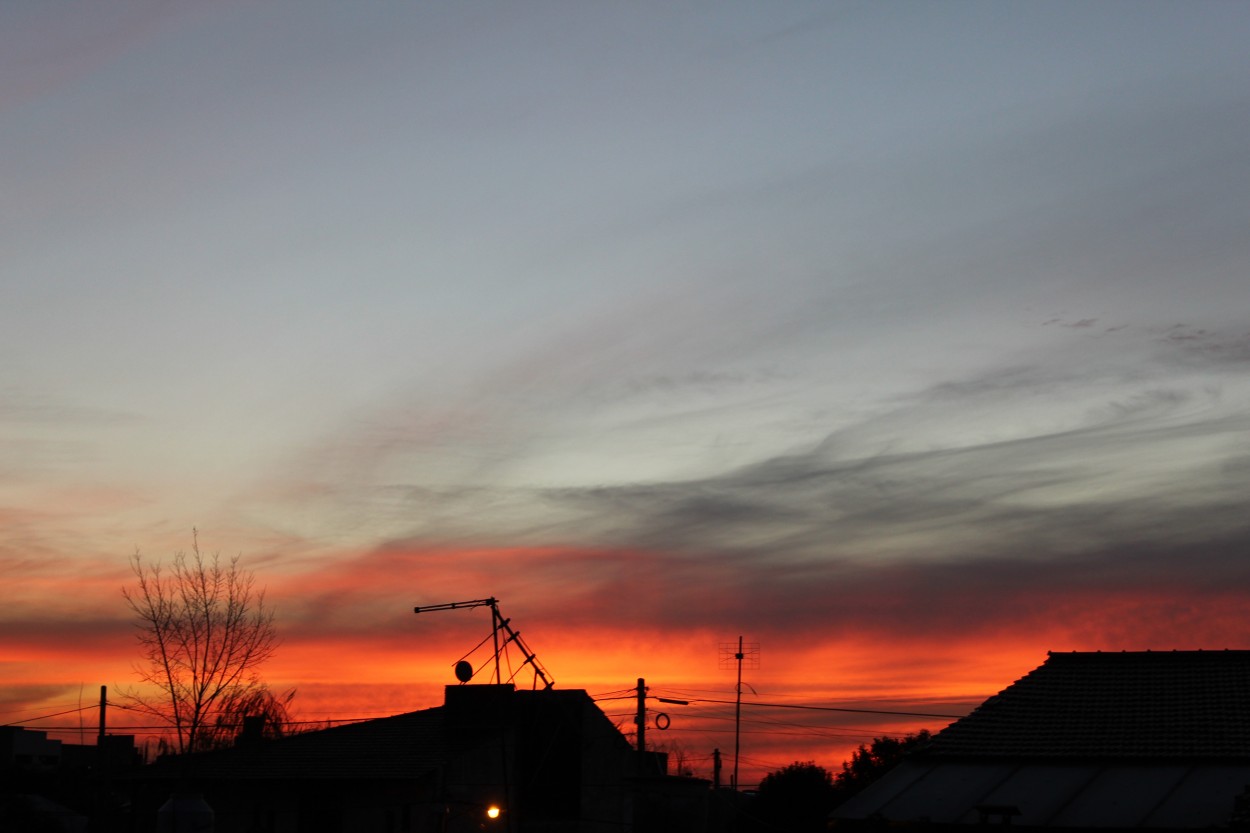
[522,377,1246,558]
[319,352,1250,644]
[320,522,1250,654]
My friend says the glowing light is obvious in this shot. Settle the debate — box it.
[486,805,501,820]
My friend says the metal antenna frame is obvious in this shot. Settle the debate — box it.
[719,636,759,790]
[414,597,555,689]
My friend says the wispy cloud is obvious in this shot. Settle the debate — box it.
[267,522,1250,655]
[3,1,1249,781]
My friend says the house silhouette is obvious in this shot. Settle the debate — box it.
[833,650,1250,829]
[134,683,707,833]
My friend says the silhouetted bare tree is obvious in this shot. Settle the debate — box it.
[122,532,281,755]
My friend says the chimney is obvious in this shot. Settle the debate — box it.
[443,684,516,733]
[237,715,266,748]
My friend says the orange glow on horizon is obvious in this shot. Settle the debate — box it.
[9,541,1250,788]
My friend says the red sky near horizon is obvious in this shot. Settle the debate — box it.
[5,0,1250,793]
[9,539,1250,786]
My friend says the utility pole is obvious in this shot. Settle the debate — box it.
[713,748,722,790]
[635,678,647,755]
[97,685,107,773]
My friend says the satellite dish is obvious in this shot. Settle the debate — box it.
[454,660,474,683]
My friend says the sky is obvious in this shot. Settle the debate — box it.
[3,0,1250,785]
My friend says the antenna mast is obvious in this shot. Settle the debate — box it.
[413,597,555,689]
[719,635,759,789]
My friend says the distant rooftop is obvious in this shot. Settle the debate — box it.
[835,650,1250,828]
[148,684,610,782]
[926,650,1250,760]
[160,705,449,781]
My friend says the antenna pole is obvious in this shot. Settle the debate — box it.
[733,636,743,790]
[413,597,554,689]
[490,599,502,684]
[719,635,757,789]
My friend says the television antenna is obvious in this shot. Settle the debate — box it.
[719,636,759,790]
[413,597,555,689]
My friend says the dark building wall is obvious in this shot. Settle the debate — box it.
[125,685,688,833]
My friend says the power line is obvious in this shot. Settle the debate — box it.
[0,702,88,718]
[675,696,965,720]
[3,705,96,726]
[18,692,959,749]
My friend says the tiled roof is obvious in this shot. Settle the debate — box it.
[926,650,1250,760]
[833,759,1250,827]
